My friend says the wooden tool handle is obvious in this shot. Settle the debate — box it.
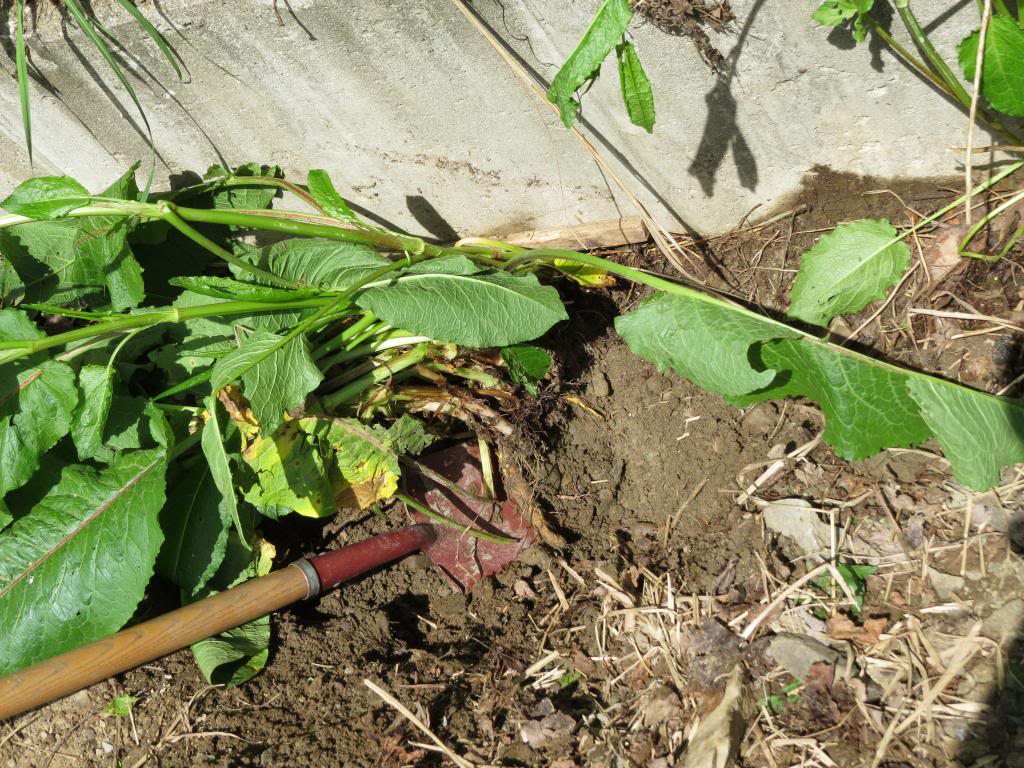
[0,564,313,721]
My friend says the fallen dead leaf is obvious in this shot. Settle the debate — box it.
[924,228,967,288]
[826,616,886,645]
[682,664,752,768]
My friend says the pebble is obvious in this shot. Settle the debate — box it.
[590,372,611,398]
[927,567,965,599]
[768,633,840,680]
[981,598,1024,643]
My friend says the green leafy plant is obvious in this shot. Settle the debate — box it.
[811,0,1024,258]
[1,163,1023,684]
[813,563,876,616]
[10,0,183,163]
[548,0,657,132]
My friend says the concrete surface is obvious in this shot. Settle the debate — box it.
[0,1,993,238]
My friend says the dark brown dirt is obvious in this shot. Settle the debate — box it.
[4,167,1024,767]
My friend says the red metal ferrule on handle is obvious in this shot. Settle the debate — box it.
[307,523,437,592]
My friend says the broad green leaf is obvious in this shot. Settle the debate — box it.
[615,293,799,400]
[787,219,910,327]
[503,345,553,395]
[1,176,91,219]
[191,535,273,687]
[0,449,167,675]
[202,396,245,544]
[548,0,633,127]
[75,166,145,311]
[755,339,931,460]
[0,221,106,305]
[356,270,567,347]
[211,331,323,433]
[0,310,79,499]
[71,365,114,460]
[158,460,232,596]
[384,413,436,456]
[307,170,357,221]
[616,41,655,133]
[204,162,282,211]
[400,255,481,276]
[617,287,1024,489]
[907,377,1024,490]
[812,0,874,41]
[255,239,389,291]
[959,16,1024,117]
[170,276,321,303]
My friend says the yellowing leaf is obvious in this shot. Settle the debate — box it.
[241,420,334,518]
[553,258,616,287]
[299,417,401,510]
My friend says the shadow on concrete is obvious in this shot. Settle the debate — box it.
[459,1,704,241]
[273,0,317,41]
[825,0,894,72]
[686,0,764,197]
[406,195,460,243]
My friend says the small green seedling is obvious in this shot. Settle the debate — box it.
[105,694,140,718]
[761,679,802,715]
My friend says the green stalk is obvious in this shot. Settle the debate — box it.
[894,0,1024,144]
[322,344,429,408]
[320,334,430,370]
[895,1,972,107]
[172,206,438,256]
[864,16,955,99]
[395,492,516,545]
[0,297,334,363]
[157,201,297,288]
[960,186,1024,258]
[423,362,502,389]
[314,311,379,358]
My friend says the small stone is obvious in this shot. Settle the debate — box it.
[642,685,682,728]
[519,546,552,569]
[590,372,611,398]
[531,698,555,718]
[762,499,831,561]
[982,599,1024,643]
[767,633,840,680]
[927,567,965,599]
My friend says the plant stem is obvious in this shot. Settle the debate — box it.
[501,161,1024,328]
[895,1,1024,144]
[314,311,378,358]
[960,186,1024,256]
[394,492,516,545]
[157,201,297,288]
[172,205,439,256]
[864,16,955,99]
[0,297,335,362]
[320,334,431,370]
[896,2,972,106]
[322,344,429,409]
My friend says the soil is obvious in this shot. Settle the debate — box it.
[4,167,1024,768]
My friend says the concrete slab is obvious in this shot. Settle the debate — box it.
[0,1,993,237]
